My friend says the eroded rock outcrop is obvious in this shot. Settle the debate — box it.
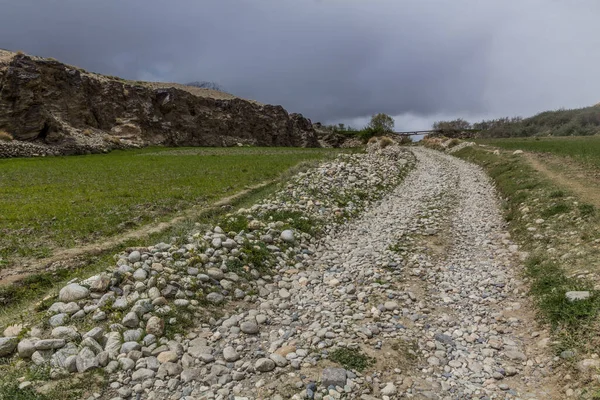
[0,51,319,157]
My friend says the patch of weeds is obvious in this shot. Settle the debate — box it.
[261,210,322,236]
[0,380,49,400]
[541,202,570,218]
[388,243,405,253]
[579,203,596,217]
[549,190,566,198]
[26,365,51,381]
[162,305,194,339]
[390,339,418,362]
[0,364,98,400]
[225,258,248,277]
[526,255,600,329]
[328,348,375,372]
[540,290,600,328]
[218,214,248,233]
[241,241,272,273]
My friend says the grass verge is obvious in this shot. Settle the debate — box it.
[474,136,600,169]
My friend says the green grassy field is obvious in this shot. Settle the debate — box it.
[0,147,342,266]
[475,136,600,168]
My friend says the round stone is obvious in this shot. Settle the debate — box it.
[280,230,295,243]
[240,321,259,334]
[128,251,141,263]
[255,358,276,372]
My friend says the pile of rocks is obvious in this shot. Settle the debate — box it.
[241,144,412,224]
[0,144,413,399]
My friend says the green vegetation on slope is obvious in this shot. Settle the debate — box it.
[0,147,343,266]
[454,146,600,356]
[321,112,400,142]
[434,105,600,138]
[475,136,600,168]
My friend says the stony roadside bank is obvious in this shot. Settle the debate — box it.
[0,144,560,400]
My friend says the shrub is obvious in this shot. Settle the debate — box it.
[398,135,413,145]
[104,136,122,145]
[379,136,395,148]
[447,138,460,148]
[0,130,13,142]
[357,127,379,142]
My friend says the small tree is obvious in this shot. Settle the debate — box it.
[368,113,395,133]
[432,118,471,133]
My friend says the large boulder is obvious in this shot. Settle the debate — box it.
[58,283,89,302]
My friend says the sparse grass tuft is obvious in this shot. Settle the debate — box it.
[217,214,248,234]
[379,136,395,148]
[447,138,461,148]
[579,203,596,217]
[260,209,322,236]
[328,348,375,372]
[541,202,570,218]
[241,241,272,273]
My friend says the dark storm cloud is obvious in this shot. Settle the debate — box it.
[1,0,599,125]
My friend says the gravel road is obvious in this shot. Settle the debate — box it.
[163,147,556,399]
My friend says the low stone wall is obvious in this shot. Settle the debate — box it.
[0,141,63,158]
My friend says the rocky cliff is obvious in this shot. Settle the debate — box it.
[0,51,319,157]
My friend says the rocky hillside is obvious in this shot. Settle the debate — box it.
[0,50,319,157]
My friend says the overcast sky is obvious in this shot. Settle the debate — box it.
[1,0,599,130]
